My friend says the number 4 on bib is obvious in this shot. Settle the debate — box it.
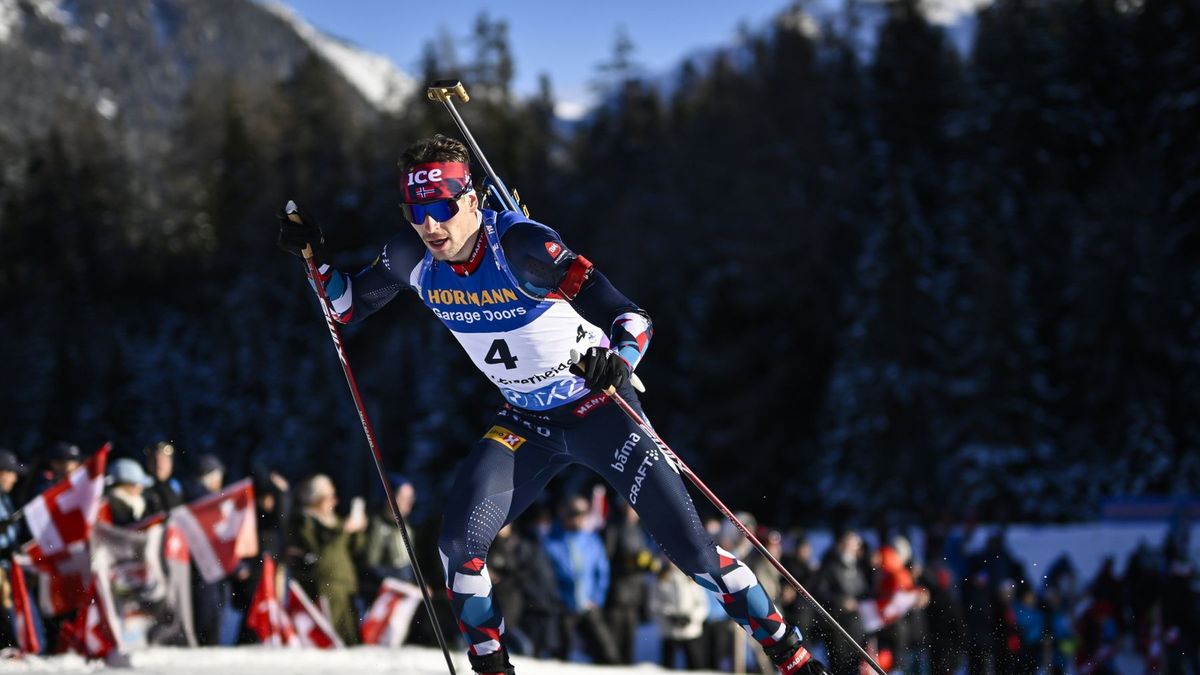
[484,339,519,369]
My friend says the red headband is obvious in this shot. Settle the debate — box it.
[401,161,472,203]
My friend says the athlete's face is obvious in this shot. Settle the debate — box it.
[411,191,480,262]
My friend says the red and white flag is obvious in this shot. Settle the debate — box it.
[859,590,921,634]
[361,577,423,647]
[168,478,258,583]
[65,578,121,660]
[9,556,41,654]
[246,557,297,647]
[286,580,344,649]
[23,443,110,615]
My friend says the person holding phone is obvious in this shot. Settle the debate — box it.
[287,474,367,645]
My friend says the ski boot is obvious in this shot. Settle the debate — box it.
[764,629,831,675]
[467,647,516,675]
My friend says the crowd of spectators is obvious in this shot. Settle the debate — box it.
[0,441,1197,674]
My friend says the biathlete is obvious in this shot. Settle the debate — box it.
[277,134,829,675]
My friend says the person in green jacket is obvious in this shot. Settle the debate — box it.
[287,474,367,644]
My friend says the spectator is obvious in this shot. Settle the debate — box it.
[649,563,709,670]
[511,515,566,659]
[362,478,417,587]
[143,441,184,515]
[992,580,1023,675]
[31,441,83,495]
[780,531,817,635]
[873,536,926,674]
[105,458,154,526]
[541,495,619,664]
[749,529,787,673]
[1123,542,1162,665]
[814,528,868,674]
[917,534,966,675]
[287,474,366,646]
[233,466,290,645]
[487,523,533,655]
[604,499,659,664]
[0,450,26,557]
[0,449,27,651]
[1162,532,1199,675]
[182,454,224,503]
[252,467,290,562]
[184,454,228,645]
[1013,585,1046,673]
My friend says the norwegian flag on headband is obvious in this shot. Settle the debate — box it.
[9,556,40,654]
[168,479,258,584]
[286,579,344,649]
[360,577,423,647]
[23,442,110,616]
[246,557,298,648]
[401,161,471,203]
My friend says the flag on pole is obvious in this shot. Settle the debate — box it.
[24,443,110,616]
[167,478,258,583]
[9,555,41,654]
[245,557,297,647]
[63,578,121,659]
[286,580,344,649]
[161,520,197,646]
[360,577,423,647]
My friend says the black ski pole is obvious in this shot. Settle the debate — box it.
[570,350,888,675]
[289,203,457,674]
[426,80,524,215]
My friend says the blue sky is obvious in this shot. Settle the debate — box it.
[279,1,794,115]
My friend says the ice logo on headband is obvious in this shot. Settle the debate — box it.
[402,161,471,203]
[407,167,445,186]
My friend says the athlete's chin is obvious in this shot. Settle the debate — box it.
[425,240,454,259]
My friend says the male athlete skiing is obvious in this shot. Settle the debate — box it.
[277,134,829,675]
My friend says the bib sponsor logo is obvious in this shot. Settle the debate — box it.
[483,426,526,452]
[491,361,572,386]
[501,378,586,412]
[544,242,562,258]
[427,288,520,307]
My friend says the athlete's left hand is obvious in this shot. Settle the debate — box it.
[576,347,631,392]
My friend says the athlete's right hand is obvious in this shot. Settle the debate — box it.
[276,200,328,265]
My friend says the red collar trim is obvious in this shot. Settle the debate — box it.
[449,230,486,276]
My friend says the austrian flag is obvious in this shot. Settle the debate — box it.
[168,479,258,583]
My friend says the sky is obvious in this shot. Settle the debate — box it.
[278,0,795,118]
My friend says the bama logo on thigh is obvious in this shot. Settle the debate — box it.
[609,432,658,505]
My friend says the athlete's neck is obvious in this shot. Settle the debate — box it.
[448,212,487,276]
[447,211,484,264]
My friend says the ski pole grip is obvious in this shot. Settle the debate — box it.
[427,80,470,103]
[285,214,314,260]
[568,349,646,394]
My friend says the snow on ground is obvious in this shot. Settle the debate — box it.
[0,645,714,675]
